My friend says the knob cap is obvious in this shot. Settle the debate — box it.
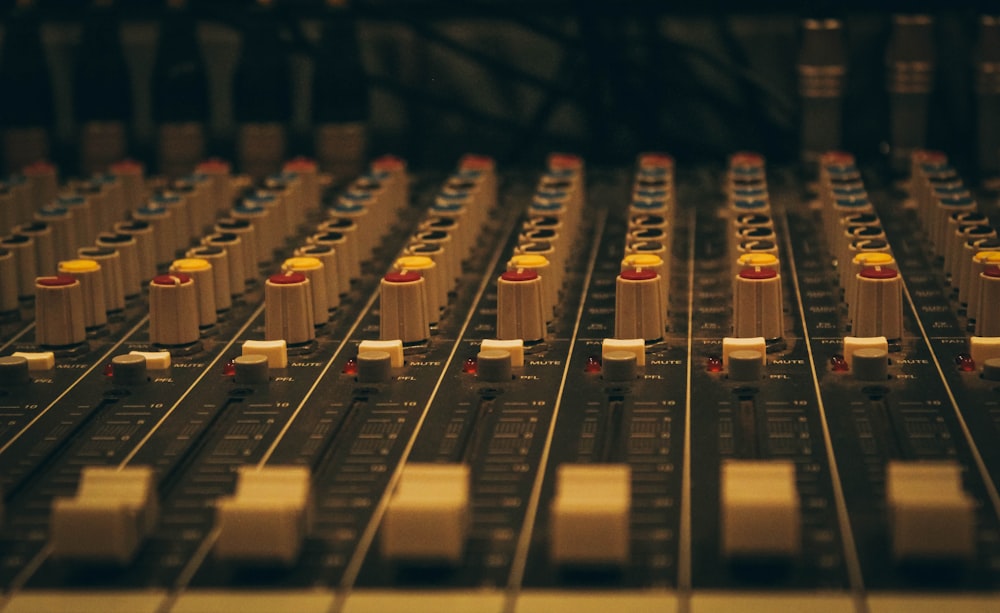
[78,247,125,313]
[394,256,442,324]
[57,259,107,329]
[477,349,512,382]
[615,269,664,342]
[380,271,429,344]
[233,354,270,385]
[967,251,1000,322]
[113,220,157,284]
[169,258,217,329]
[728,349,764,381]
[35,275,87,348]
[185,246,233,312]
[496,269,546,342]
[281,257,329,327]
[293,245,341,307]
[509,254,556,322]
[733,267,783,340]
[111,354,147,385]
[265,272,315,346]
[149,273,200,347]
[357,350,394,383]
[851,266,904,341]
[852,347,889,381]
[204,231,250,296]
[16,222,56,277]
[0,355,30,386]
[602,350,638,382]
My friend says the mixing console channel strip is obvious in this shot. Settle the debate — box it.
[0,150,1000,613]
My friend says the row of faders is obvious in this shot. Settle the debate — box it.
[613,152,674,344]
[492,153,586,344]
[376,154,497,349]
[910,151,1000,340]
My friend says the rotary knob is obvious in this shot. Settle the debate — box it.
[204,232,250,295]
[733,266,783,340]
[615,269,664,342]
[96,233,141,299]
[35,275,87,348]
[496,269,546,343]
[975,266,1000,337]
[293,245,341,306]
[380,271,429,344]
[169,259,217,330]
[508,254,557,322]
[0,249,17,313]
[185,246,233,312]
[851,266,904,341]
[282,257,329,327]
[265,272,315,347]
[1,234,37,299]
[394,256,443,324]
[57,259,107,330]
[149,273,200,348]
[78,247,125,313]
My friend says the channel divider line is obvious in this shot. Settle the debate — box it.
[677,207,695,613]
[776,202,867,611]
[0,316,149,458]
[330,207,526,613]
[899,280,1000,522]
[0,321,34,353]
[502,209,607,613]
[116,305,265,469]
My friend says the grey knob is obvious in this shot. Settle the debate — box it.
[729,349,764,382]
[0,355,30,386]
[982,357,1000,381]
[477,349,513,382]
[111,354,147,386]
[357,350,393,383]
[852,347,889,381]
[602,350,638,382]
[35,275,87,348]
[234,354,270,385]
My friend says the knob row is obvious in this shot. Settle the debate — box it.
[909,150,1000,336]
[379,155,498,345]
[493,154,587,344]
[817,151,905,342]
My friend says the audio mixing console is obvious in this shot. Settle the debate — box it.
[0,149,999,613]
